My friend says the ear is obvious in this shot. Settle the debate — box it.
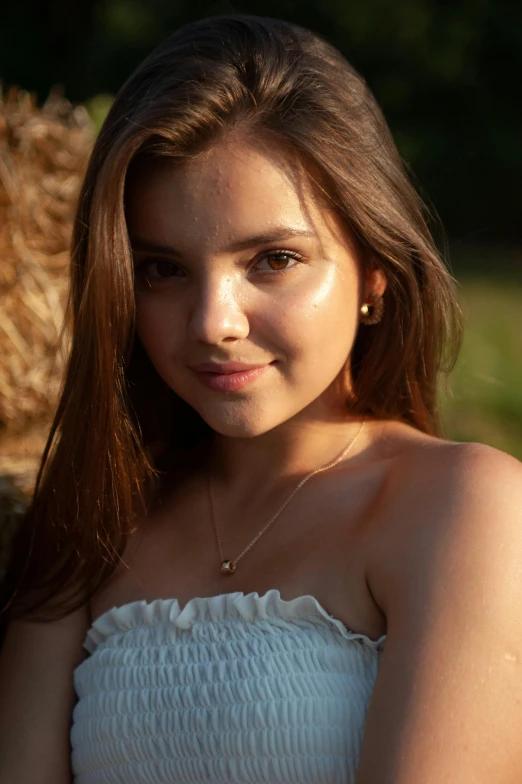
[363,262,387,300]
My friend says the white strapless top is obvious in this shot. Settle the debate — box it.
[71,589,386,783]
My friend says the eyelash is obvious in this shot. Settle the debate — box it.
[134,249,304,282]
[254,249,304,275]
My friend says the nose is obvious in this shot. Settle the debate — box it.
[187,275,250,344]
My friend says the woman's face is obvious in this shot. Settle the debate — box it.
[126,138,385,437]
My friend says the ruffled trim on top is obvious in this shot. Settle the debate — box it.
[84,588,387,655]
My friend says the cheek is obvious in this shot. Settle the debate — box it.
[134,297,182,366]
[273,266,359,361]
[133,263,358,374]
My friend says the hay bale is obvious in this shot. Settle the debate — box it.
[0,88,95,571]
[0,86,95,434]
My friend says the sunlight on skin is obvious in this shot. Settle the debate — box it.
[125,136,386,487]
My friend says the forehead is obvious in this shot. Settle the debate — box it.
[125,138,358,258]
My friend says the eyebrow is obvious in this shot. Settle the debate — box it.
[129,227,318,257]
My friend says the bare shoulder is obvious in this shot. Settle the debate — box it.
[397,436,522,517]
[402,434,522,487]
[355,435,522,782]
[398,437,522,533]
[367,432,522,616]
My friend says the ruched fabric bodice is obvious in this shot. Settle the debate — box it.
[71,589,386,784]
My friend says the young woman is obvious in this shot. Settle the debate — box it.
[1,13,522,784]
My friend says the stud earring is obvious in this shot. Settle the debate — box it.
[360,292,384,325]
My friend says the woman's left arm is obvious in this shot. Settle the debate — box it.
[356,442,522,784]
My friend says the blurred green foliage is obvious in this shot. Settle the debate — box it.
[442,248,522,459]
[84,93,114,133]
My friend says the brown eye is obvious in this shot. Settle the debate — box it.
[255,250,302,273]
[267,254,291,270]
[155,260,180,277]
[134,258,183,281]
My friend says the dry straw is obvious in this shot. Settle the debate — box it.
[0,86,95,575]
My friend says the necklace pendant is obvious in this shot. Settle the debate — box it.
[220,560,237,575]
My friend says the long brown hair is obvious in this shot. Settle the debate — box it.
[1,14,462,627]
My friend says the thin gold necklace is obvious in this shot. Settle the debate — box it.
[207,420,366,575]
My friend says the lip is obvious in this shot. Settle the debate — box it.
[190,361,269,374]
[190,361,273,392]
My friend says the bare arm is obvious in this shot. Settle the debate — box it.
[0,603,89,784]
[356,443,522,784]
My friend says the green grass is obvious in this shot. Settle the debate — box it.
[441,270,522,461]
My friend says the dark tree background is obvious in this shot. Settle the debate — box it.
[1,0,521,246]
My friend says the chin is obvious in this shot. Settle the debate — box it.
[196,407,286,439]
[203,418,273,439]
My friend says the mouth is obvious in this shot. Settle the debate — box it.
[190,362,274,392]
[190,361,271,374]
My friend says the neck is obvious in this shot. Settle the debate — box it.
[207,414,370,511]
